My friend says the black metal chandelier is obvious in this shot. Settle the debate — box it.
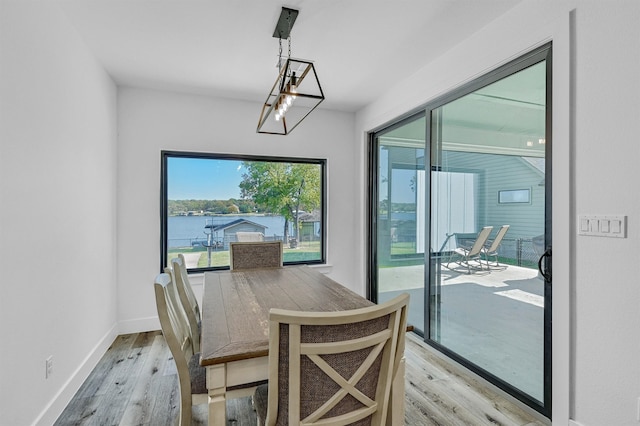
[257,7,325,135]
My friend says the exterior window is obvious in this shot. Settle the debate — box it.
[498,188,531,204]
[161,151,326,272]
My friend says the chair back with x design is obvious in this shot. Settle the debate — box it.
[255,293,409,426]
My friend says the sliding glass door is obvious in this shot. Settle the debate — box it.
[371,114,427,333]
[429,49,551,412]
[370,45,552,416]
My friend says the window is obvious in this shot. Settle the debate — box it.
[498,188,531,204]
[161,151,326,272]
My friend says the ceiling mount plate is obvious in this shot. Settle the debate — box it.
[272,7,299,39]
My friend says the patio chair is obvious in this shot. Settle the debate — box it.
[229,240,283,270]
[482,225,510,267]
[446,226,493,274]
[253,293,410,426]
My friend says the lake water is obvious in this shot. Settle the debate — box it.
[168,215,286,248]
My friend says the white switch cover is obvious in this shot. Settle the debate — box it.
[578,215,627,238]
[580,218,589,232]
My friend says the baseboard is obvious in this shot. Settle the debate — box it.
[33,324,119,426]
[569,420,586,426]
[117,315,160,335]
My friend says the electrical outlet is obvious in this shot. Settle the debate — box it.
[45,356,53,379]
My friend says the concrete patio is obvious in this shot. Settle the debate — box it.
[379,262,545,402]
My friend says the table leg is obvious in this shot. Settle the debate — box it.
[206,364,227,426]
[387,356,406,425]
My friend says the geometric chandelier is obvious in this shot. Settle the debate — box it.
[257,7,325,135]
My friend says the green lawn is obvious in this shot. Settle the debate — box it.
[390,242,418,256]
[168,241,322,268]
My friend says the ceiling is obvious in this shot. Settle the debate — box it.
[381,61,547,157]
[57,0,520,112]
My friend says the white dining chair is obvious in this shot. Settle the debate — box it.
[254,293,410,426]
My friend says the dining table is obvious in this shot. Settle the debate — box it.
[199,265,406,425]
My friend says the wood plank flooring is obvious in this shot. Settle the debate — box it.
[54,331,548,426]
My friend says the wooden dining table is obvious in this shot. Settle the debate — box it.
[199,265,406,425]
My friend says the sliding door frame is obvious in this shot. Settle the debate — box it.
[367,111,427,303]
[424,42,552,417]
[367,42,552,417]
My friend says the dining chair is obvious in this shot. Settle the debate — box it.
[168,253,201,352]
[253,293,410,426]
[229,240,283,270]
[153,272,208,426]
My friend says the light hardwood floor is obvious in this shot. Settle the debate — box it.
[54,331,548,425]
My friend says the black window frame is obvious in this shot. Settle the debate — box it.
[161,150,327,273]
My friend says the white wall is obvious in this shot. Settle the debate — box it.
[356,1,640,425]
[116,88,356,331]
[0,2,118,425]
[571,2,640,425]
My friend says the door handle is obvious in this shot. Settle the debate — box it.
[537,248,552,282]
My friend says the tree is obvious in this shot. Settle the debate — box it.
[239,162,321,241]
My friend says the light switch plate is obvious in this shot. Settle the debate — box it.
[578,215,626,238]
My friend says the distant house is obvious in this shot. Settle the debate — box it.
[205,218,268,249]
[298,210,321,242]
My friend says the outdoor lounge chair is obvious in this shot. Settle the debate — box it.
[446,226,493,274]
[482,225,510,267]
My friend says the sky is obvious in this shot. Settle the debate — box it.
[168,157,245,200]
[168,155,417,203]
